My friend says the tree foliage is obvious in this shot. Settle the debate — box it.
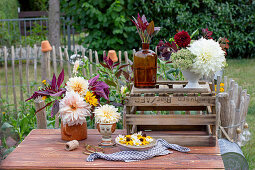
[61,0,255,58]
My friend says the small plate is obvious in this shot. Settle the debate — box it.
[115,138,157,151]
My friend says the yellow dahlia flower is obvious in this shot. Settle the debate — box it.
[85,91,98,106]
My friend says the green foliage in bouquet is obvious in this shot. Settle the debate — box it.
[171,49,196,70]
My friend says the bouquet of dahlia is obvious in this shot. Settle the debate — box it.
[157,28,229,77]
[26,68,110,126]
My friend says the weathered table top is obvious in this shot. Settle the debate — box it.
[1,129,224,169]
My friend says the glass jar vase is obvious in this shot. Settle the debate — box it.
[133,43,157,88]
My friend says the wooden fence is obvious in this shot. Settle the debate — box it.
[215,76,250,143]
[0,45,133,111]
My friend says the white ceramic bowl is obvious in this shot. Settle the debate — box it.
[115,138,157,151]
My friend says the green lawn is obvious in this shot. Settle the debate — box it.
[224,59,255,169]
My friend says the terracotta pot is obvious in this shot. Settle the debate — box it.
[97,123,116,146]
[107,50,118,62]
[41,40,52,52]
[61,122,87,141]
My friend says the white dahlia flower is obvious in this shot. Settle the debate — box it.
[188,38,226,76]
[94,104,121,124]
[59,91,91,126]
[66,77,89,96]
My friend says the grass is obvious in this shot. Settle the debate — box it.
[0,58,255,168]
[224,58,255,169]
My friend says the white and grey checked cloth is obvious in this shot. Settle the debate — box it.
[87,139,190,162]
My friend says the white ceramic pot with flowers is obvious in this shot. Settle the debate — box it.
[94,104,121,146]
[171,38,226,88]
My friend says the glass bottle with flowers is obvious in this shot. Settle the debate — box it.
[131,14,160,88]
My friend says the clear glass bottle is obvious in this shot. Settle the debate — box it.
[133,43,157,88]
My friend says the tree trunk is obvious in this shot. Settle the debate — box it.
[48,0,60,55]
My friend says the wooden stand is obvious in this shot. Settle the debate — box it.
[124,81,218,146]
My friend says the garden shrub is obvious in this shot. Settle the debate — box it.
[62,0,255,58]
[0,0,19,19]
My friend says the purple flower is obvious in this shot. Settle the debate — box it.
[202,28,213,39]
[157,40,179,60]
[89,75,110,100]
[26,69,66,101]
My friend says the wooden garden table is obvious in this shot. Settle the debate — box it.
[1,129,224,169]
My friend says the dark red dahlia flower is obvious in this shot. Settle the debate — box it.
[174,31,191,48]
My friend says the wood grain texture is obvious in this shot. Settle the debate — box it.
[64,48,71,78]
[26,46,31,94]
[126,114,216,125]
[11,46,17,110]
[33,45,38,90]
[19,45,24,101]
[35,99,47,129]
[4,46,8,101]
[1,129,224,169]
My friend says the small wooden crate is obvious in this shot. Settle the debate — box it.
[124,81,218,146]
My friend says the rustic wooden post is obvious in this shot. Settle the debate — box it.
[33,45,38,89]
[64,48,71,78]
[95,51,99,72]
[81,47,86,76]
[41,40,52,81]
[216,101,221,138]
[4,46,8,102]
[217,93,230,139]
[37,41,53,129]
[89,49,93,74]
[224,76,228,92]
[59,47,63,69]
[19,46,24,101]
[35,98,47,129]
[124,51,129,72]
[52,46,57,76]
[25,46,31,94]
[216,75,220,94]
[52,46,59,128]
[11,46,17,110]
[118,51,122,64]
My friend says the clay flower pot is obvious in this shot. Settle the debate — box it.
[41,40,52,52]
[97,123,116,146]
[61,122,87,141]
[107,50,118,63]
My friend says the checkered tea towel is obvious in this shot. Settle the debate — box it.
[87,139,190,162]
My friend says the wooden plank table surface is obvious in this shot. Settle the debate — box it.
[1,129,224,169]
